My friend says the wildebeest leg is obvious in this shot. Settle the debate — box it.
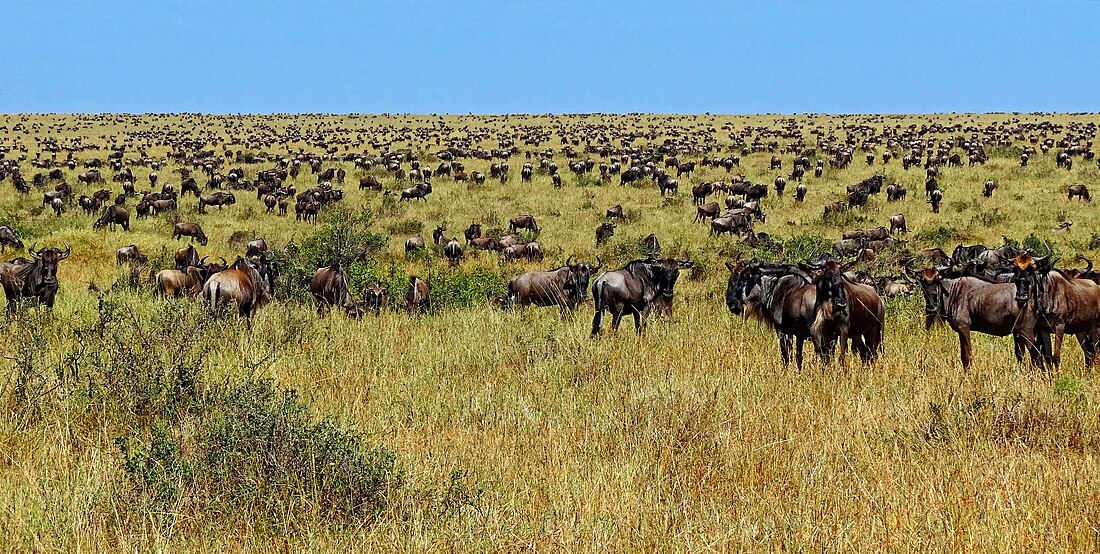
[957,327,973,369]
[1050,324,1066,368]
[590,307,604,336]
[777,332,792,366]
[794,337,805,370]
[610,309,624,334]
[837,326,850,365]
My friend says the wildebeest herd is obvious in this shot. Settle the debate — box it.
[0,112,1098,369]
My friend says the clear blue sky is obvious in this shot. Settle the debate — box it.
[2,0,1097,114]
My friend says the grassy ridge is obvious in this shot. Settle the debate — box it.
[1,113,1099,551]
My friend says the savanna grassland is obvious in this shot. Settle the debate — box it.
[2,113,1100,552]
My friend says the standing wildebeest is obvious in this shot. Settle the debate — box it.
[889,214,908,235]
[0,244,69,313]
[203,255,275,318]
[642,234,661,255]
[769,156,782,170]
[794,183,807,202]
[464,223,482,244]
[400,183,432,201]
[591,257,692,336]
[115,244,144,266]
[691,182,713,205]
[806,260,885,364]
[1068,184,1091,202]
[310,264,353,315]
[694,202,721,223]
[509,214,540,233]
[78,195,101,215]
[886,183,907,202]
[606,205,624,220]
[405,234,425,254]
[356,283,387,316]
[1014,255,1100,368]
[983,180,997,198]
[175,244,200,270]
[726,260,817,368]
[359,175,382,190]
[94,205,130,231]
[506,256,600,314]
[0,226,24,252]
[154,267,206,298]
[911,265,1042,368]
[173,223,208,246]
[198,192,236,213]
[443,238,464,266]
[405,275,430,314]
[774,176,787,197]
[929,189,943,213]
[245,238,269,257]
[595,222,616,245]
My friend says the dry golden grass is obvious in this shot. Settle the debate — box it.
[0,113,1099,552]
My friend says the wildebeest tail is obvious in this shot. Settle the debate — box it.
[590,280,605,336]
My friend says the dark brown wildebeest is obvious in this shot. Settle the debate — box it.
[470,236,500,251]
[310,264,353,315]
[552,173,562,188]
[886,183,907,201]
[1014,255,1100,368]
[400,183,432,201]
[405,275,430,314]
[911,265,1042,369]
[676,162,695,178]
[1068,184,1091,202]
[795,183,807,202]
[175,244,199,270]
[198,192,235,213]
[691,182,713,205]
[509,214,540,233]
[405,235,425,253]
[203,255,275,318]
[0,244,69,313]
[657,175,678,196]
[506,256,601,314]
[0,226,24,252]
[154,267,205,298]
[595,222,616,245]
[606,205,624,220]
[49,197,65,216]
[78,195,100,215]
[464,223,482,243]
[78,169,104,185]
[590,257,692,336]
[521,164,533,182]
[501,243,531,262]
[151,198,177,215]
[245,238,268,257]
[929,189,943,213]
[805,260,885,364]
[473,171,486,184]
[774,176,787,197]
[359,175,382,190]
[115,244,144,266]
[889,214,908,235]
[726,261,817,368]
[264,194,278,212]
[642,234,660,255]
[443,238,464,266]
[711,211,753,237]
[983,180,997,198]
[694,202,721,223]
[94,205,130,231]
[769,156,782,170]
[173,222,208,245]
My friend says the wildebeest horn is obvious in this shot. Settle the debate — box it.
[217,256,227,267]
[1077,255,1093,274]
[594,256,602,270]
[201,256,210,265]
[59,243,70,260]
[566,254,574,266]
[28,243,40,258]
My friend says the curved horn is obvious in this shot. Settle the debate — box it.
[28,243,39,258]
[566,254,574,266]
[58,243,70,261]
[1078,255,1093,274]
[200,256,210,265]
[594,256,602,270]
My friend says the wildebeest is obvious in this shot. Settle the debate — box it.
[94,205,130,231]
[358,283,387,316]
[173,222,208,245]
[911,264,1042,368]
[886,183,907,202]
[405,275,430,314]
[794,183,807,202]
[359,175,382,190]
[78,195,100,215]
[506,256,600,314]
[1014,255,1100,368]
[774,176,787,197]
[464,223,482,243]
[726,260,817,368]
[595,222,616,245]
[591,257,692,336]
[310,264,353,315]
[154,267,206,298]
[929,189,943,213]
[198,192,236,213]
[0,243,70,313]
[0,227,24,252]
[642,234,661,255]
[175,244,200,270]
[806,260,885,364]
[983,180,997,198]
[889,214,908,235]
[443,238,464,266]
[400,183,432,201]
[202,255,275,318]
[245,238,269,257]
[405,234,426,254]
[606,205,624,220]
[509,214,540,233]
[691,182,713,205]
[1068,184,1091,202]
[694,202,721,223]
[115,244,144,266]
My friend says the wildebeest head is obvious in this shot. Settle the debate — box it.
[912,266,950,330]
[28,243,70,287]
[635,257,692,298]
[1010,253,1048,307]
[810,260,850,312]
[565,255,601,300]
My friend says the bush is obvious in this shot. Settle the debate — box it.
[274,206,386,301]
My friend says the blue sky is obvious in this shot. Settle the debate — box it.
[2,0,1097,114]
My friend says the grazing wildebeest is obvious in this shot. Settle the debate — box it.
[774,176,787,197]
[154,267,206,298]
[405,234,426,254]
[794,183,807,202]
[245,238,268,257]
[606,205,624,220]
[509,214,540,233]
[694,202,721,223]
[507,256,601,314]
[642,234,660,255]
[911,264,1042,368]
[726,260,817,368]
[94,205,130,231]
[0,226,24,252]
[595,222,616,245]
[202,255,275,318]
[1068,184,1091,202]
[889,214,908,235]
[310,264,353,315]
[591,257,692,336]
[806,260,885,364]
[886,183,907,202]
[691,182,713,205]
[359,175,382,190]
[400,183,432,201]
[769,156,782,170]
[443,238,464,266]
[405,275,430,314]
[0,244,69,313]
[929,189,943,213]
[78,195,100,215]
[198,192,236,213]
[173,223,208,245]
[983,180,997,198]
[115,244,144,266]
